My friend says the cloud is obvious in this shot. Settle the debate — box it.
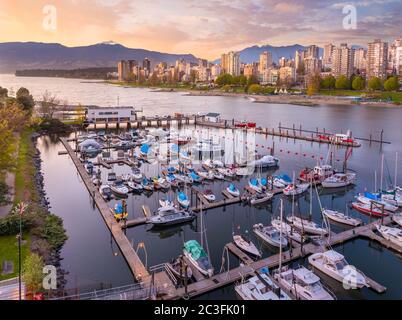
[0,0,400,59]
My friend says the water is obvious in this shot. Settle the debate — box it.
[1,74,402,299]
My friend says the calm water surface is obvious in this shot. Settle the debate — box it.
[1,74,402,299]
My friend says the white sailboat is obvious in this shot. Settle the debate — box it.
[233,235,261,257]
[392,213,402,227]
[287,216,328,235]
[253,224,288,248]
[322,209,362,227]
[376,224,402,249]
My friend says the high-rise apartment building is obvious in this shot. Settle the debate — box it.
[354,48,367,72]
[367,39,388,79]
[258,51,273,75]
[323,43,334,67]
[331,43,355,78]
[306,45,319,59]
[221,51,240,76]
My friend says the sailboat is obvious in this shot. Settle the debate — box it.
[253,224,288,248]
[356,192,398,212]
[286,216,328,235]
[271,218,304,243]
[248,178,263,193]
[393,212,402,227]
[233,235,261,257]
[351,202,389,217]
[376,224,402,248]
[283,183,309,196]
[322,209,362,227]
[183,240,214,277]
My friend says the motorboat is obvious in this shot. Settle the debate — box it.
[202,190,216,202]
[273,266,335,300]
[248,178,263,193]
[356,193,398,212]
[177,192,190,208]
[107,172,117,182]
[159,197,174,208]
[283,183,309,196]
[188,171,202,183]
[212,171,225,180]
[235,167,252,177]
[110,180,129,197]
[131,168,143,182]
[393,213,402,227]
[153,177,171,191]
[253,224,288,248]
[271,218,304,243]
[251,155,279,168]
[322,209,362,227]
[141,178,154,192]
[198,170,215,180]
[249,192,274,205]
[308,250,367,289]
[272,174,293,188]
[233,235,261,257]
[175,174,193,184]
[111,202,128,221]
[165,257,193,281]
[257,177,268,190]
[84,161,94,175]
[148,206,195,227]
[321,173,356,188]
[127,181,143,193]
[351,202,389,217]
[376,224,402,248]
[217,167,236,178]
[99,184,112,200]
[226,184,240,197]
[299,165,334,183]
[203,159,224,169]
[183,240,214,277]
[286,216,328,235]
[235,272,291,300]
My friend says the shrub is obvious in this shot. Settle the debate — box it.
[368,77,382,91]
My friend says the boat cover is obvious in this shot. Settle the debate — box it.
[184,240,207,260]
[364,192,381,200]
[277,174,292,183]
[190,172,200,180]
[178,192,188,201]
[114,203,123,214]
[260,178,267,186]
[229,184,236,191]
[140,144,150,154]
[250,178,258,186]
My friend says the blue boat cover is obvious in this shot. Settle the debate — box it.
[167,167,176,173]
[277,174,292,183]
[229,184,236,191]
[364,192,380,200]
[190,172,199,180]
[260,178,267,186]
[250,178,258,186]
[115,203,123,214]
[140,144,150,154]
[178,192,188,201]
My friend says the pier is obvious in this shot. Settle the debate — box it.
[59,138,177,299]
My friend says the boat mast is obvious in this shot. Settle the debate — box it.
[374,170,377,193]
[395,152,398,189]
[279,198,283,271]
[380,153,384,192]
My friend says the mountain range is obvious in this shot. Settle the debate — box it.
[2,41,363,74]
[0,41,198,73]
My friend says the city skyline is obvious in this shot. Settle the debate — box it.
[1,0,401,59]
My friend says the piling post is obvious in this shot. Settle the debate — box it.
[380,129,384,145]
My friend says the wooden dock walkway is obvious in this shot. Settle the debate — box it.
[59,138,177,298]
[173,216,395,299]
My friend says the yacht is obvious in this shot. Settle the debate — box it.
[376,224,402,248]
[127,181,143,193]
[253,224,288,248]
[273,266,335,300]
[249,192,274,205]
[272,174,293,188]
[283,183,309,196]
[321,173,356,188]
[299,164,334,183]
[235,272,291,300]
[99,184,112,200]
[148,206,195,227]
[248,178,263,193]
[251,155,279,168]
[308,250,367,289]
[110,180,129,197]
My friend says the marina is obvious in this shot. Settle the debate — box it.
[57,109,401,300]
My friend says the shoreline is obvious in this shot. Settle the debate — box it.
[105,81,399,108]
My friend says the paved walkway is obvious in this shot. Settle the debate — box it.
[0,171,15,217]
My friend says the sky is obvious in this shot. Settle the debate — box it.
[0,0,401,59]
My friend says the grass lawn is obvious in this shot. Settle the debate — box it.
[14,128,37,205]
[0,234,30,281]
[319,89,402,102]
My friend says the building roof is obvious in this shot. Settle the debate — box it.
[205,112,221,117]
[86,106,136,110]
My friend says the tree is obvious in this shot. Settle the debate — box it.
[368,77,382,91]
[248,84,262,94]
[0,86,8,99]
[306,72,321,96]
[39,91,60,119]
[352,76,365,90]
[321,75,336,89]
[190,70,198,84]
[216,73,234,86]
[16,87,35,113]
[22,253,44,294]
[247,75,259,86]
[222,84,231,92]
[384,76,399,91]
[335,75,350,89]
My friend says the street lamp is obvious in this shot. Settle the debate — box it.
[13,202,28,301]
